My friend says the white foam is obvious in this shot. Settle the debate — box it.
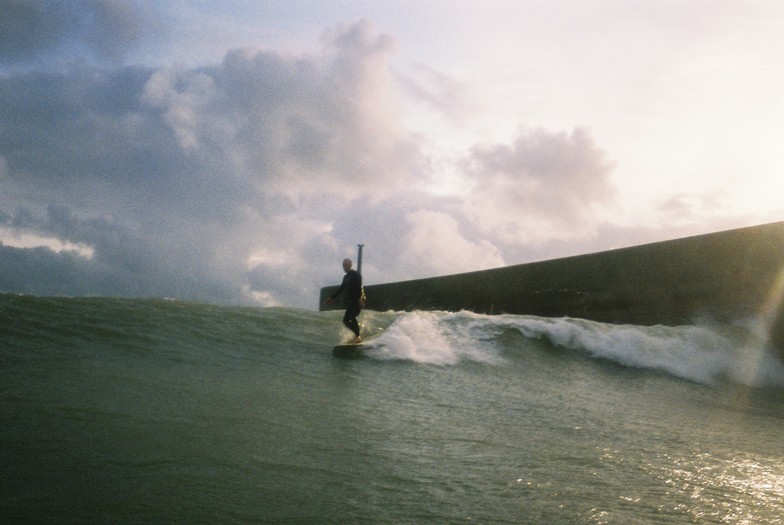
[501,315,784,387]
[357,310,784,387]
[365,311,502,366]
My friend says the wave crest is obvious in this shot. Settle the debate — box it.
[361,310,784,387]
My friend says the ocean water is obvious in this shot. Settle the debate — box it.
[2,293,783,524]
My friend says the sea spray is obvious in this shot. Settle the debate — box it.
[486,314,784,388]
[355,309,784,388]
[364,310,503,365]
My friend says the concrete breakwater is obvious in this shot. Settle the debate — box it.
[320,221,784,351]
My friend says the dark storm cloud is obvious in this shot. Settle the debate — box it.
[0,0,144,65]
[0,243,94,295]
[0,20,423,305]
[0,15,625,306]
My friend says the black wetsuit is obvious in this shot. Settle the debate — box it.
[330,269,363,337]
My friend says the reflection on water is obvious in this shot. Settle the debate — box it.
[647,451,784,524]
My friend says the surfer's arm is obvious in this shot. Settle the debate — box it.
[326,274,350,304]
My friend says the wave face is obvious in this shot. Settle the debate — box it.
[359,309,784,388]
[2,294,783,524]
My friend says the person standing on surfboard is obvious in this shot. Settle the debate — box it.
[324,258,365,343]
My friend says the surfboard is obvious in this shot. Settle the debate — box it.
[332,342,364,358]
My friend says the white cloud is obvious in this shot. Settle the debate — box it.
[0,226,94,259]
[400,210,505,277]
[463,126,616,244]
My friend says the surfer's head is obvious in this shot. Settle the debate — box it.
[342,258,352,272]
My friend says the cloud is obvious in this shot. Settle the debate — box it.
[400,210,505,277]
[656,191,732,224]
[137,20,418,199]
[463,126,617,243]
[0,18,623,308]
[396,64,475,123]
[0,20,429,306]
[0,0,145,65]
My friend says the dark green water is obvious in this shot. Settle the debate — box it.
[2,294,783,523]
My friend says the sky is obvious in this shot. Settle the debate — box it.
[1,0,783,309]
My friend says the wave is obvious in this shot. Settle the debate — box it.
[3,293,783,389]
[359,310,505,366]
[358,310,784,388]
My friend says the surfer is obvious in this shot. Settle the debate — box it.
[325,258,365,343]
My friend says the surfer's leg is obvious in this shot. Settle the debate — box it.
[343,303,361,338]
[343,312,359,336]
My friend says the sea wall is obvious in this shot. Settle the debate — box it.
[320,221,784,350]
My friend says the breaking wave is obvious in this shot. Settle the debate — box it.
[358,310,784,388]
